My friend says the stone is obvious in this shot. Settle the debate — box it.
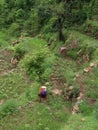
[90,63,95,67]
[52,89,62,95]
[72,104,79,114]
[69,86,73,90]
[83,68,89,73]
[11,57,18,66]
[81,118,85,122]
[59,47,67,56]
[0,100,4,105]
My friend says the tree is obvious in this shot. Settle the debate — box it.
[0,0,97,37]
[36,0,94,41]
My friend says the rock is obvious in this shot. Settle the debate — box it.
[19,35,24,42]
[0,100,4,105]
[64,83,67,87]
[0,59,4,62]
[77,49,82,56]
[81,118,85,122]
[12,40,19,46]
[45,82,49,85]
[90,63,95,67]
[11,57,18,67]
[37,34,44,39]
[77,96,81,100]
[69,86,73,90]
[52,89,62,95]
[75,74,79,78]
[83,68,89,73]
[77,92,84,100]
[72,103,79,114]
[59,47,67,56]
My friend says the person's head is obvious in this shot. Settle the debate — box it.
[41,86,46,91]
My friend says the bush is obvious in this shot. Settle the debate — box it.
[21,47,55,82]
[0,99,18,119]
[23,51,47,80]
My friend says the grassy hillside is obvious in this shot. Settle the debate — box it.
[0,21,98,130]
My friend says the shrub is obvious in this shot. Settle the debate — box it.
[21,47,55,82]
[23,51,47,81]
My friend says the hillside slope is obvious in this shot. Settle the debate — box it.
[0,30,98,130]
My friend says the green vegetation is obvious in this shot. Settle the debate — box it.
[0,0,98,130]
[0,99,18,119]
[81,20,98,39]
[0,72,28,99]
[0,32,9,49]
[62,114,98,130]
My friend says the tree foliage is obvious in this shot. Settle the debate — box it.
[0,0,97,38]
